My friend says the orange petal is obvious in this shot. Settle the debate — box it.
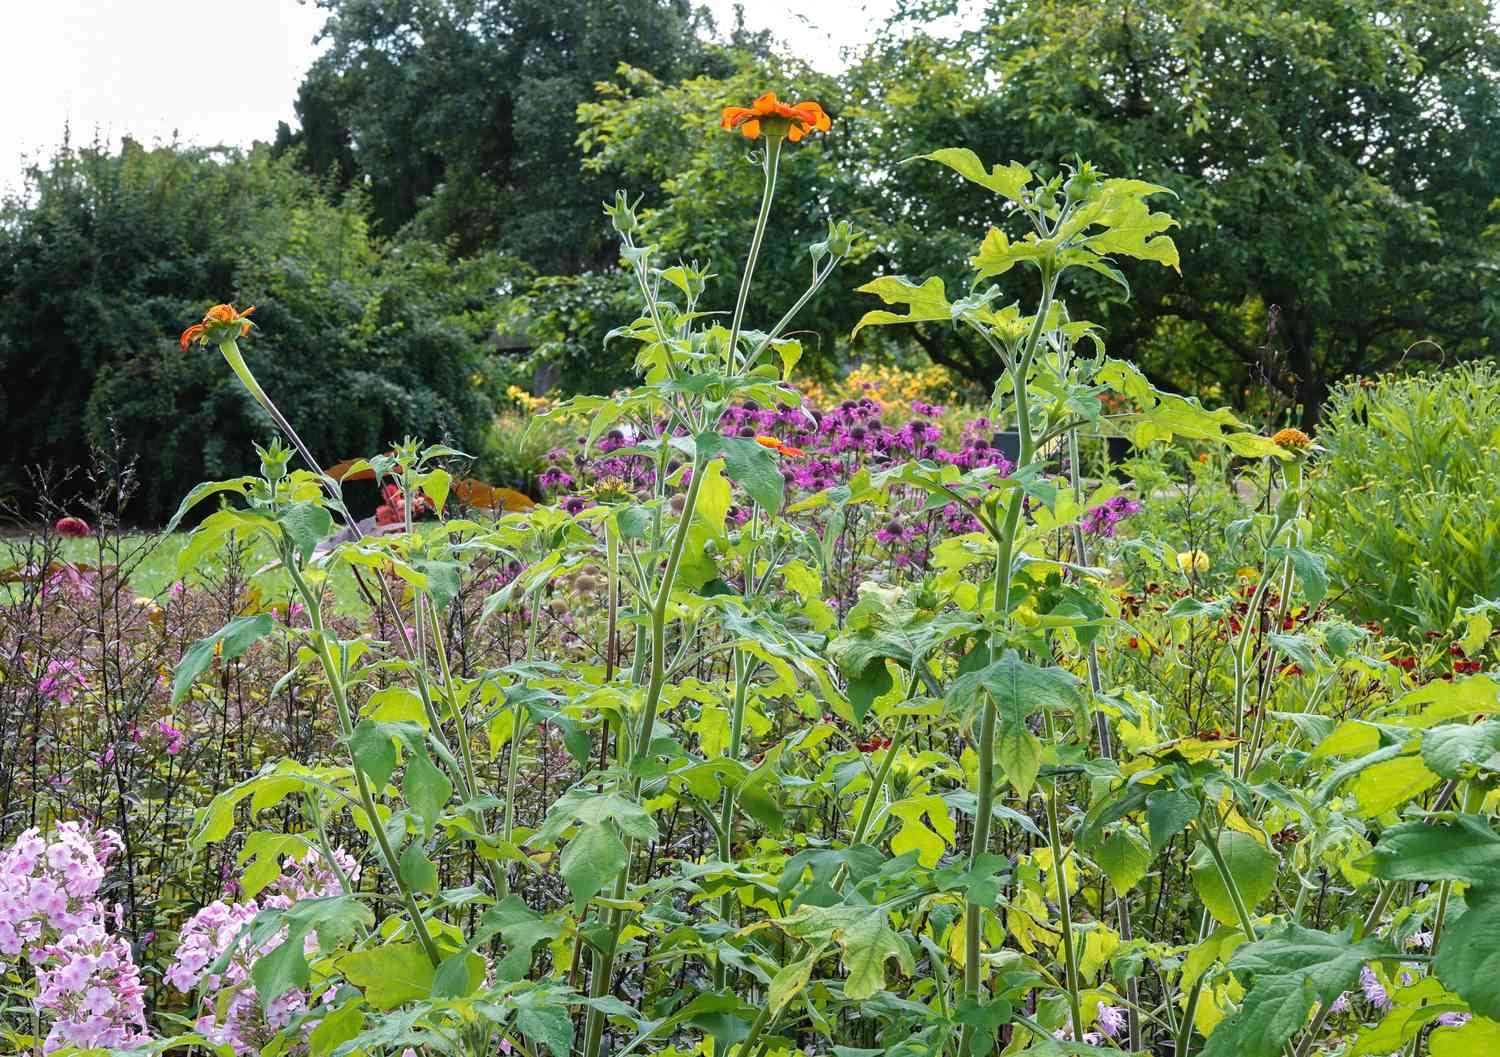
[740,118,761,140]
[751,91,781,116]
[178,324,203,351]
[721,106,753,129]
[786,124,804,142]
[755,435,781,450]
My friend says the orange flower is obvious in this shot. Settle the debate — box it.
[721,92,831,142]
[1271,427,1312,452]
[755,434,806,458]
[180,303,255,350]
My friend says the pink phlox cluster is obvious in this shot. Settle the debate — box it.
[0,823,147,1053]
[167,846,357,1057]
[33,921,148,1053]
[0,822,122,964]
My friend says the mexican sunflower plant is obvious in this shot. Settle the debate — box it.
[23,86,1494,1057]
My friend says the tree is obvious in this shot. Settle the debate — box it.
[0,141,506,521]
[577,1,1500,421]
[857,0,1500,423]
[277,0,732,270]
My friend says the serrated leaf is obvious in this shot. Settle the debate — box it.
[560,822,627,913]
[697,432,785,514]
[1433,887,1500,1019]
[1421,720,1500,779]
[1361,815,1500,885]
[1200,925,1397,1057]
[1094,826,1152,894]
[851,276,951,339]
[914,148,1032,203]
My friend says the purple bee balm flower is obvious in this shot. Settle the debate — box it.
[1359,966,1391,1009]
[1096,1003,1126,1038]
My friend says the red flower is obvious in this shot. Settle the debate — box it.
[55,516,91,538]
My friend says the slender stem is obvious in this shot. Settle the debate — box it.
[726,137,783,373]
[283,551,442,966]
[1043,759,1085,1041]
[960,268,1056,1057]
[1201,815,1258,940]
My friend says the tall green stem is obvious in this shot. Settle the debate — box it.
[726,137,783,373]
[959,268,1055,1057]
[283,553,442,966]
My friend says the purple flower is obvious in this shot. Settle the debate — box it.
[1359,966,1390,1009]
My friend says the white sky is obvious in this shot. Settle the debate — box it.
[0,0,935,198]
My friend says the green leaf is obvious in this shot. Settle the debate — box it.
[948,650,1083,796]
[411,559,462,611]
[1094,826,1152,894]
[1082,193,1180,273]
[1434,886,1500,1019]
[489,895,563,981]
[171,614,274,706]
[914,148,1032,204]
[251,896,373,1003]
[278,502,334,563]
[307,1000,364,1057]
[517,1002,575,1057]
[338,943,435,1010]
[1349,754,1441,817]
[1267,546,1329,605]
[399,841,438,894]
[1421,719,1500,779]
[1146,789,1197,853]
[1430,1015,1500,1056]
[775,903,915,1000]
[163,476,258,533]
[851,276,952,339]
[402,751,452,838]
[970,226,1054,279]
[697,432,785,514]
[1361,815,1500,885]
[1200,925,1397,1057]
[560,822,628,913]
[1189,831,1277,927]
[348,719,406,788]
[768,948,822,1016]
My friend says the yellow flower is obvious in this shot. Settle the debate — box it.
[1176,549,1210,574]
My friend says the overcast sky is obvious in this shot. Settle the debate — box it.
[0,0,935,198]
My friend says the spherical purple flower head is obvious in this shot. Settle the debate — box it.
[875,519,905,546]
[538,468,575,492]
[1083,494,1142,538]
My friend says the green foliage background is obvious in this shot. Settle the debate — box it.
[2,0,1498,520]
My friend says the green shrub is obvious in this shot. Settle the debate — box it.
[1309,363,1500,637]
[0,139,509,522]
